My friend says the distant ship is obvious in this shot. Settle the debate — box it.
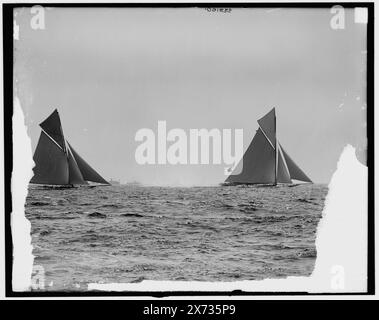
[125,181,142,186]
[224,108,312,186]
[109,179,121,185]
[30,109,110,188]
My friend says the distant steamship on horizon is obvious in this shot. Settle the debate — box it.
[109,179,121,185]
[30,109,110,188]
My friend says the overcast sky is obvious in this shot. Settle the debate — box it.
[15,7,367,185]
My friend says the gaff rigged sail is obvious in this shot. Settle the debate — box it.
[225,127,276,184]
[225,108,312,185]
[30,109,109,186]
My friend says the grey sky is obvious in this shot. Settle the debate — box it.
[15,7,367,185]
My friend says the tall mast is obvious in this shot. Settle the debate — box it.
[274,109,277,186]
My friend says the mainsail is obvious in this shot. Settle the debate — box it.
[225,108,312,185]
[30,109,109,186]
[30,131,69,185]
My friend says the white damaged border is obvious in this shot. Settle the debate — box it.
[12,98,34,291]
[12,102,367,293]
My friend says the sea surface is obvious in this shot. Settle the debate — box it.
[25,184,328,291]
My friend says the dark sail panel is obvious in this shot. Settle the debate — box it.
[67,146,87,185]
[67,142,109,185]
[257,107,276,148]
[277,143,292,183]
[280,143,312,183]
[30,132,69,185]
[39,109,66,150]
[226,128,275,184]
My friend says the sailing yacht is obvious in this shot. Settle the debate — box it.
[30,109,110,188]
[224,108,312,186]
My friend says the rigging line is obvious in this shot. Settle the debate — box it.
[66,142,79,165]
[40,129,64,152]
[59,120,67,153]
[63,139,71,157]
[257,125,275,150]
[274,114,277,185]
[66,141,73,158]
[278,142,291,181]
[275,140,278,181]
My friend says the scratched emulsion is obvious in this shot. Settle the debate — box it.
[25,184,327,291]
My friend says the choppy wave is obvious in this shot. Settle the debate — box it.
[26,184,327,291]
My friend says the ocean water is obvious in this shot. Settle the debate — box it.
[25,184,328,291]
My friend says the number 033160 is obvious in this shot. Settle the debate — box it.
[186,304,236,315]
